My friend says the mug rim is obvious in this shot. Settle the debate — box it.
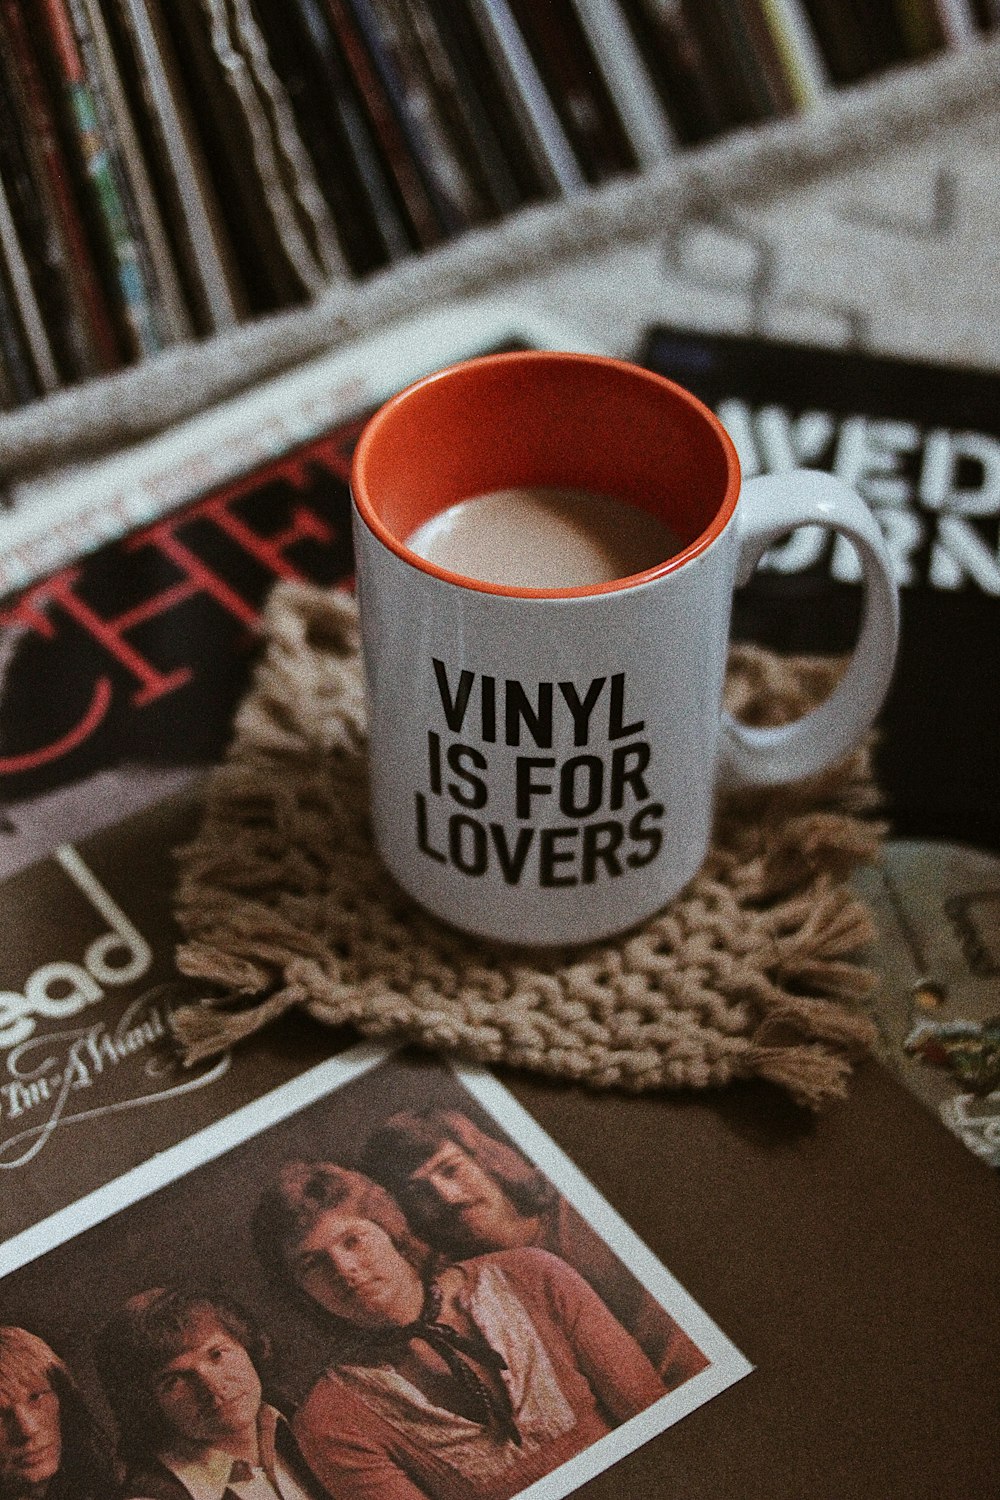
[351,350,742,599]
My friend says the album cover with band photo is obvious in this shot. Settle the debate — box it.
[0,1044,750,1500]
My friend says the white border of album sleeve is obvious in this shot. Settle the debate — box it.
[0,1040,752,1500]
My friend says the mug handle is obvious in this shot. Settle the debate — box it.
[719,469,900,788]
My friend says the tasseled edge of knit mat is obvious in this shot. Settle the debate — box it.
[168,583,885,1111]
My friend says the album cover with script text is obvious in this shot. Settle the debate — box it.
[0,791,349,1235]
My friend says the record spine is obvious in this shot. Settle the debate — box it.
[77,0,192,341]
[737,0,801,114]
[346,0,469,233]
[0,174,59,394]
[504,0,638,182]
[246,0,389,272]
[463,0,588,195]
[677,0,770,124]
[409,0,530,212]
[798,0,875,81]
[160,0,344,307]
[893,0,947,54]
[932,0,983,43]
[1,0,120,373]
[355,0,489,228]
[223,0,349,283]
[63,0,171,357]
[616,0,736,142]
[0,259,42,407]
[568,0,677,166]
[0,31,82,381]
[755,0,830,107]
[35,0,164,360]
[324,0,446,245]
[107,0,243,331]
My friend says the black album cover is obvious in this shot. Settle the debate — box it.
[0,417,359,870]
[642,326,1000,854]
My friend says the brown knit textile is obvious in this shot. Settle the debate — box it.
[170,582,884,1110]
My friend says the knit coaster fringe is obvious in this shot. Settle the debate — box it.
[743,1042,857,1112]
[170,582,883,1110]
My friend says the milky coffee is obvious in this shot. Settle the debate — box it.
[405,486,683,589]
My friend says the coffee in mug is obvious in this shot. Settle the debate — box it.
[351,352,899,947]
[406,485,684,589]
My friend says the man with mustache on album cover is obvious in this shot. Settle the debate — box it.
[360,1107,708,1391]
[253,1159,668,1500]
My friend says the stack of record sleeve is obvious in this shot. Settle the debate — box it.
[0,0,992,409]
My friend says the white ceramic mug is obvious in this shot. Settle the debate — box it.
[351,352,899,946]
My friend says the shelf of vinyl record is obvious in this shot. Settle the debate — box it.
[0,0,995,412]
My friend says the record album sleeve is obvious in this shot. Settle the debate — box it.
[642,325,1000,853]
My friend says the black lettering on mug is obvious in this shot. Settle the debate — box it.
[449,814,488,876]
[415,793,446,863]
[581,821,624,882]
[539,827,578,888]
[558,677,607,746]
[626,803,665,867]
[427,731,443,794]
[516,756,556,818]
[609,740,651,810]
[417,798,664,885]
[433,659,475,732]
[432,661,644,748]
[489,823,535,885]
[609,673,645,740]
[446,742,488,809]
[559,754,604,818]
[481,675,497,742]
[504,680,554,748]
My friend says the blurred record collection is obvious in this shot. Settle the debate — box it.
[0,0,995,409]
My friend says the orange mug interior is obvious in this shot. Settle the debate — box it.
[351,351,741,597]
